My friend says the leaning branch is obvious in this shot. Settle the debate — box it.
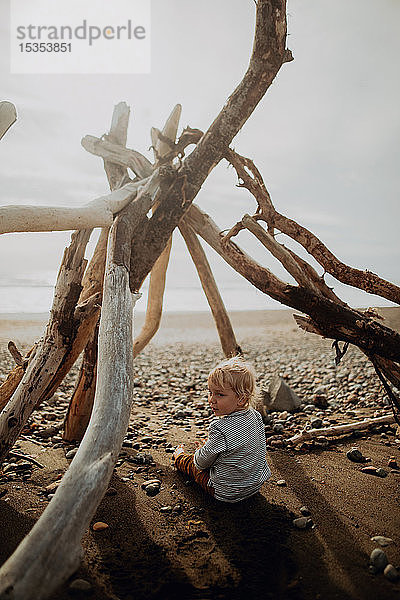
[225,148,400,305]
[0,200,141,599]
[0,101,17,140]
[186,203,400,364]
[0,175,157,234]
[129,0,292,291]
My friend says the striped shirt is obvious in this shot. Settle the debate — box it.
[194,407,271,503]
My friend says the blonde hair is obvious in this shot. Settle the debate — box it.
[208,356,256,406]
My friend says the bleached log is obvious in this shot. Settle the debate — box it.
[63,103,132,441]
[0,199,141,599]
[179,219,241,357]
[133,105,181,357]
[82,135,153,179]
[0,229,93,461]
[0,177,156,461]
[102,101,131,189]
[0,101,17,140]
[0,175,157,234]
[287,414,396,446]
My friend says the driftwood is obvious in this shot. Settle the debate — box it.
[223,148,400,305]
[185,204,400,365]
[0,174,159,463]
[63,103,132,441]
[0,177,155,234]
[1,1,398,597]
[132,105,181,357]
[287,415,396,446]
[179,219,241,357]
[0,201,141,599]
[0,101,17,140]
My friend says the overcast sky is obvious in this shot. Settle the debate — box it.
[0,0,399,311]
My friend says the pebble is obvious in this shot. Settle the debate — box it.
[69,578,93,592]
[145,484,161,497]
[346,448,365,463]
[310,418,323,429]
[369,548,388,572]
[376,468,388,478]
[276,480,287,486]
[92,521,109,531]
[370,536,394,547]
[66,448,78,460]
[383,564,399,582]
[293,517,313,529]
[141,479,161,490]
[299,506,311,516]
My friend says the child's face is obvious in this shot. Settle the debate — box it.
[208,381,247,417]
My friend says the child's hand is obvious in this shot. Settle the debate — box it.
[173,444,185,461]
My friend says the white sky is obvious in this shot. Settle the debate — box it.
[0,0,399,311]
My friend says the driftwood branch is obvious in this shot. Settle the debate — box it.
[179,219,241,357]
[287,415,395,445]
[133,105,181,357]
[0,230,92,461]
[0,176,157,235]
[0,101,17,141]
[129,0,291,291]
[63,102,132,441]
[0,200,142,599]
[225,149,400,305]
[186,203,400,364]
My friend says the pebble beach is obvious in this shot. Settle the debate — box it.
[1,307,400,599]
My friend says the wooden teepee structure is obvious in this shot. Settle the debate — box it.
[0,2,399,598]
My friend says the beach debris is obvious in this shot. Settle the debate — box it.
[383,564,399,582]
[370,536,395,547]
[369,548,388,573]
[264,375,302,413]
[65,448,78,460]
[313,393,328,409]
[346,447,366,463]
[142,479,161,496]
[359,466,388,478]
[92,521,109,531]
[44,481,60,495]
[293,517,313,529]
[69,578,93,593]
[133,452,154,465]
[299,506,311,516]
[287,415,396,446]
[8,451,44,469]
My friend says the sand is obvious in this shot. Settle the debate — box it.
[1,308,400,600]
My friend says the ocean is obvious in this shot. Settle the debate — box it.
[0,281,396,315]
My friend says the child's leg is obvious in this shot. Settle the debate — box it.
[174,452,214,496]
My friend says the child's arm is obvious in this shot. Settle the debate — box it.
[194,424,226,470]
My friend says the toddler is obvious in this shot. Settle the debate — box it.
[173,356,271,503]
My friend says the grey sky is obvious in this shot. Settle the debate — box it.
[0,0,399,311]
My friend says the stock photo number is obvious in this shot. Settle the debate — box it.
[18,42,72,52]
